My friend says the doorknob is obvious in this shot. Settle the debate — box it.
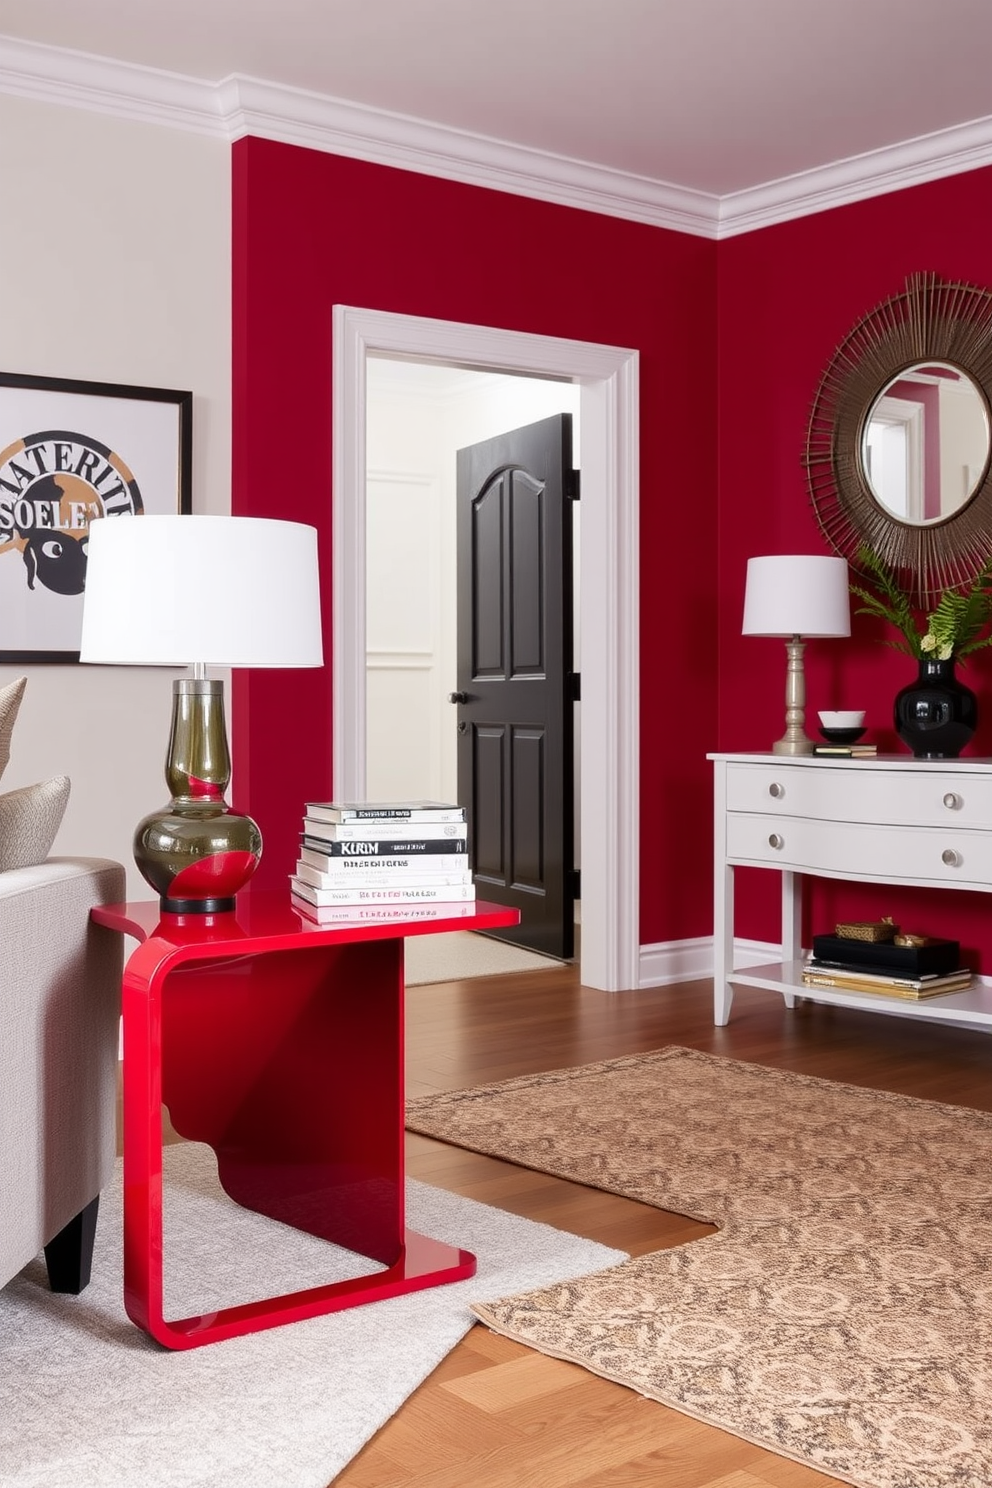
[448,691,470,704]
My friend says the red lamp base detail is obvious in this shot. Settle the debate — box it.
[162,850,261,914]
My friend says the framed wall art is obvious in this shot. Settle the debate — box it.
[0,371,192,663]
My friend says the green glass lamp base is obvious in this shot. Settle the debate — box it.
[134,803,262,912]
[135,677,263,913]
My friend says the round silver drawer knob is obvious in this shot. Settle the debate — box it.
[943,793,962,810]
[768,833,784,850]
[768,782,784,799]
[942,848,961,867]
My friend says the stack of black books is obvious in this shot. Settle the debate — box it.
[803,934,971,1000]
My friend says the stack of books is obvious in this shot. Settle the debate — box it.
[802,932,971,1001]
[290,800,474,920]
[812,743,878,757]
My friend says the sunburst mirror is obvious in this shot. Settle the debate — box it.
[805,272,992,601]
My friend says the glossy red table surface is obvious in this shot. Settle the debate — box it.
[92,890,519,950]
[92,892,518,1349]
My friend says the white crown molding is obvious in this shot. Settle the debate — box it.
[219,75,719,237]
[0,33,224,134]
[0,34,717,236]
[5,33,992,241]
[717,113,992,237]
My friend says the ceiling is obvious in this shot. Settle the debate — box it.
[4,0,992,232]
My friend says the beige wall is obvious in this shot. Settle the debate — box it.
[0,94,231,896]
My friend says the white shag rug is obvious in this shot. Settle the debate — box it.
[404,929,562,985]
[1,1143,624,1488]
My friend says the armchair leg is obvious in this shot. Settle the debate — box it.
[43,1195,100,1294]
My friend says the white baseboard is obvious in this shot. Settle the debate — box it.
[637,937,992,1015]
[637,936,779,988]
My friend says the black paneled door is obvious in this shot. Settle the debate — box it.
[453,414,576,958]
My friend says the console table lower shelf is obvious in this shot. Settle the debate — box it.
[91,892,520,1350]
[730,958,992,1029]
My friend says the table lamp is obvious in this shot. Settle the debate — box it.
[80,514,323,912]
[742,554,850,755]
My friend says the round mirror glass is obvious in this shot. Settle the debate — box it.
[861,361,991,525]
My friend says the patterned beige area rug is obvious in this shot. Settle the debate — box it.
[406,1046,992,1488]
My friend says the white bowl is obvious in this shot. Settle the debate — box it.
[818,710,866,728]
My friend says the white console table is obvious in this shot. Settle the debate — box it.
[709,752,992,1029]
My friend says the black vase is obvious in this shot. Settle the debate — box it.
[894,657,978,759]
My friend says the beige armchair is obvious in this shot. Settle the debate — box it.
[0,856,125,1294]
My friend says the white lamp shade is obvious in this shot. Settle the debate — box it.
[742,554,851,638]
[79,515,324,667]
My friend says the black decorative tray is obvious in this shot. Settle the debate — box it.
[810,934,960,977]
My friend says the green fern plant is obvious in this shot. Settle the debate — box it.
[850,547,922,657]
[851,546,992,662]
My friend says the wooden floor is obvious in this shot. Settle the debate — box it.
[335,959,992,1488]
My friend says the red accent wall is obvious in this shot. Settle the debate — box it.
[232,138,719,944]
[717,165,992,964]
[233,138,992,973]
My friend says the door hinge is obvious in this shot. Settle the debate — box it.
[569,869,581,900]
[566,469,581,501]
[567,672,581,702]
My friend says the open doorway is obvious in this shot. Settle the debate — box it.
[365,360,581,970]
[332,308,640,993]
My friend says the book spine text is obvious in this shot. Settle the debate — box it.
[290,876,476,905]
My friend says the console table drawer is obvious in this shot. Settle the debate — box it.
[725,761,992,828]
[726,811,992,887]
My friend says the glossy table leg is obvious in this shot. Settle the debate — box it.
[122,935,475,1349]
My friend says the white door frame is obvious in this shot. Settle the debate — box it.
[332,307,639,992]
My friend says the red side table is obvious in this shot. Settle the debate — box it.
[91,892,519,1350]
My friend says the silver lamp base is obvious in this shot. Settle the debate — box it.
[772,736,816,756]
[772,636,815,756]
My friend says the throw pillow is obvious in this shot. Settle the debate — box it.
[0,776,71,873]
[0,676,26,781]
